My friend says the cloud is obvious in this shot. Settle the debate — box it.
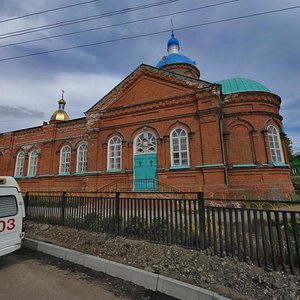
[0,105,45,118]
[0,69,122,133]
[0,0,299,150]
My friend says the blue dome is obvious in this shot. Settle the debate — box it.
[215,78,271,95]
[167,34,179,48]
[156,53,195,68]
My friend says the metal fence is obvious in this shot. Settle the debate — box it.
[24,191,300,274]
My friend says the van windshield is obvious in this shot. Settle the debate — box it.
[0,195,18,218]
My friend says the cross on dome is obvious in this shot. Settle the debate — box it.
[167,29,180,54]
[50,90,70,123]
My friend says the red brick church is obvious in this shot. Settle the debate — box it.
[0,33,294,197]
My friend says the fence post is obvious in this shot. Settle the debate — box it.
[61,192,66,226]
[115,192,120,235]
[198,192,206,249]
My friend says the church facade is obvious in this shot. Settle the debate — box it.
[0,34,294,197]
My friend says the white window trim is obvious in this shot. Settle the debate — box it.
[134,131,157,155]
[15,151,25,177]
[107,136,122,171]
[170,128,190,167]
[267,125,284,163]
[76,143,88,173]
[59,145,71,174]
[27,150,39,176]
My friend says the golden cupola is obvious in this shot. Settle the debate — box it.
[50,91,70,123]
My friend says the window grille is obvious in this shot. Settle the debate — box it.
[267,125,283,163]
[28,150,38,176]
[108,137,122,170]
[60,145,71,174]
[77,144,88,173]
[15,151,25,177]
[170,128,189,166]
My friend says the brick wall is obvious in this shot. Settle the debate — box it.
[0,66,294,198]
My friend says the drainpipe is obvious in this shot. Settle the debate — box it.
[217,87,228,186]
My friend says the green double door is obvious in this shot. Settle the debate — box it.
[134,153,158,191]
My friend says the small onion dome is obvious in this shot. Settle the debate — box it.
[50,93,70,123]
[156,32,200,78]
[167,32,180,49]
[58,97,66,106]
[215,78,271,95]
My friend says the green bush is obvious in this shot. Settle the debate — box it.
[125,216,146,236]
[280,217,300,235]
[65,217,82,228]
[99,215,121,232]
[27,196,85,208]
[82,213,101,231]
[150,217,170,242]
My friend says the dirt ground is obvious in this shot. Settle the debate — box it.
[26,221,300,300]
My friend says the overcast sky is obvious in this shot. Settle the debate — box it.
[0,0,299,152]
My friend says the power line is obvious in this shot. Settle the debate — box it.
[0,0,101,24]
[0,0,99,23]
[0,119,44,122]
[0,0,178,39]
[0,4,299,63]
[0,0,239,49]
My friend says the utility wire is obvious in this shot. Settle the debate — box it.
[0,0,239,48]
[0,4,299,63]
[0,0,178,39]
[0,0,101,24]
[0,119,45,122]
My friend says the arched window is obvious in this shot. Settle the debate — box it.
[77,143,88,173]
[28,150,39,176]
[135,131,157,154]
[15,151,25,177]
[59,145,71,174]
[170,128,189,167]
[108,137,122,170]
[267,125,284,163]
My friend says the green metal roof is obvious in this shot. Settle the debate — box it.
[215,77,271,95]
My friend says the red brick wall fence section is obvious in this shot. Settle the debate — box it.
[24,191,300,274]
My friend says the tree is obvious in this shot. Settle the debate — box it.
[285,135,294,162]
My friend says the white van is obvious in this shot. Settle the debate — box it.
[0,177,25,256]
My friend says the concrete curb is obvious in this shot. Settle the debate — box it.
[24,238,230,300]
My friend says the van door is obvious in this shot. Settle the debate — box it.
[0,187,24,256]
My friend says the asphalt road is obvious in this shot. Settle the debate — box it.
[0,249,138,300]
[0,248,176,300]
